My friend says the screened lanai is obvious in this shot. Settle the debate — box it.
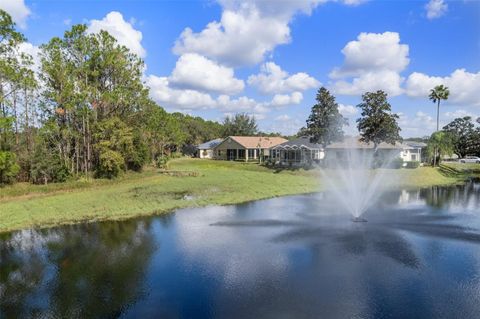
[271,137,324,166]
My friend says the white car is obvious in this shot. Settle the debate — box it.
[459,156,480,163]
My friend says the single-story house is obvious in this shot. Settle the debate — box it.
[197,138,224,159]
[271,136,324,166]
[325,137,421,164]
[214,136,287,161]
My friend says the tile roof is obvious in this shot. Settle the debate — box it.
[228,136,288,149]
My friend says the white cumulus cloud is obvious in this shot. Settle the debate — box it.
[88,11,146,58]
[338,103,358,117]
[173,1,367,67]
[332,70,405,96]
[398,111,437,137]
[248,62,319,94]
[270,92,303,107]
[405,69,480,107]
[146,75,217,110]
[329,32,409,96]
[173,5,291,67]
[18,42,41,73]
[444,109,477,120]
[0,0,30,29]
[147,74,303,115]
[169,53,244,95]
[275,114,291,121]
[330,31,409,78]
[425,0,448,20]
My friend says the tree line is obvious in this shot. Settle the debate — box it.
[427,116,480,162]
[301,87,402,150]
[301,85,480,165]
[1,10,264,185]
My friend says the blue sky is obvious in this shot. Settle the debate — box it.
[2,0,479,137]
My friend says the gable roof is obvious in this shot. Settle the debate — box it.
[197,138,224,150]
[219,136,288,149]
[326,137,411,150]
[272,136,323,150]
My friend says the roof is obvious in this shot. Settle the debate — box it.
[225,136,288,149]
[326,137,411,150]
[272,136,323,150]
[404,141,427,148]
[197,138,223,150]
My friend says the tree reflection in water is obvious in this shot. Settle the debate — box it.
[419,179,480,210]
[0,220,156,318]
[1,180,479,319]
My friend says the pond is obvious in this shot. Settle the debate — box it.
[1,181,480,318]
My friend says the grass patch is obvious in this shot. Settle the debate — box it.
[0,158,474,233]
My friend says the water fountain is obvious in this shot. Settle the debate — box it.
[319,138,401,222]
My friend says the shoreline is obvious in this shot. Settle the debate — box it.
[0,158,474,234]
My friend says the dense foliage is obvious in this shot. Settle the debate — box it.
[356,90,402,149]
[426,131,454,164]
[222,113,258,136]
[0,10,223,184]
[442,116,480,158]
[305,87,347,147]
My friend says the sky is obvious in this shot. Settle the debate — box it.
[1,0,479,137]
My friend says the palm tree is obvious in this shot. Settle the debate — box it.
[429,85,450,131]
[429,85,450,166]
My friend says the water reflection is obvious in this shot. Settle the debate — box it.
[0,221,156,318]
[1,181,479,318]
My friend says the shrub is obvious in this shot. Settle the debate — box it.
[169,152,182,159]
[264,158,275,167]
[126,134,149,172]
[30,146,70,184]
[156,156,170,169]
[96,149,124,179]
[390,157,404,169]
[405,161,420,169]
[0,151,20,185]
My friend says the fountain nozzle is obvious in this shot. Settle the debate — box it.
[352,217,368,223]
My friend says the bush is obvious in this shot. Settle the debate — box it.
[169,152,183,159]
[30,146,70,184]
[126,134,149,172]
[96,149,124,179]
[0,151,20,185]
[263,158,275,167]
[405,161,420,169]
[389,157,404,169]
[156,156,170,169]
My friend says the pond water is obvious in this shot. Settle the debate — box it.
[1,181,480,318]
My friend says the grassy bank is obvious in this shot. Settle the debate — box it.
[0,158,474,233]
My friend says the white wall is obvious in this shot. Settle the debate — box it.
[199,149,214,159]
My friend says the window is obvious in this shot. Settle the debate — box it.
[411,154,417,161]
[248,149,255,158]
[238,149,246,159]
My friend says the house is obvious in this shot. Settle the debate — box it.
[214,136,287,161]
[325,137,419,164]
[403,141,427,162]
[197,138,223,159]
[270,136,324,166]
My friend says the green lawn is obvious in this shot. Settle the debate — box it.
[0,158,474,233]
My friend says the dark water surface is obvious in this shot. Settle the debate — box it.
[1,181,480,319]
